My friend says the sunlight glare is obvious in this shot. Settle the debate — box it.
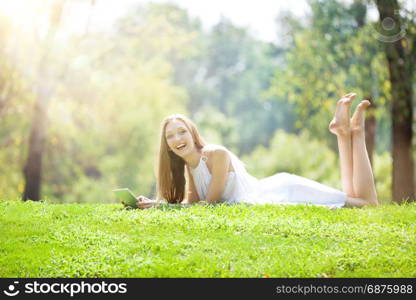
[0,0,40,27]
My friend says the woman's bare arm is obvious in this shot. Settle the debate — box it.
[204,148,230,204]
[182,165,200,204]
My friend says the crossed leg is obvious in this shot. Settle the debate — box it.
[329,93,378,207]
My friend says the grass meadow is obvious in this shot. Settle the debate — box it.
[0,200,415,277]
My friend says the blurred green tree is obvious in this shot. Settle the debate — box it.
[0,14,32,200]
[268,0,394,201]
[270,0,390,151]
[39,3,192,202]
[23,0,66,201]
[375,0,415,203]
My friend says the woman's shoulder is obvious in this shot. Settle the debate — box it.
[201,144,229,157]
[201,144,234,172]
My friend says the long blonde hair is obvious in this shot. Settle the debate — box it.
[156,114,207,203]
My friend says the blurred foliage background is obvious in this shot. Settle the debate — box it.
[0,0,414,204]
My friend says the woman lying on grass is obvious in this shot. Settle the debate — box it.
[126,93,378,209]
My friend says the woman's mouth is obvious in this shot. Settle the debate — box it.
[175,143,187,151]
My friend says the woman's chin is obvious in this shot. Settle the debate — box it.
[175,146,193,157]
[176,150,188,157]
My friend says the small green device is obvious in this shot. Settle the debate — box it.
[112,188,137,208]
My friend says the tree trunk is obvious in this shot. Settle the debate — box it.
[364,99,376,167]
[23,88,50,201]
[22,0,64,201]
[376,0,415,203]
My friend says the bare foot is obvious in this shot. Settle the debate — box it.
[329,93,356,136]
[350,100,371,134]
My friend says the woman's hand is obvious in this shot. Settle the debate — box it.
[136,196,159,209]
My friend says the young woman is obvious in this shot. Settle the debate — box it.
[131,93,378,209]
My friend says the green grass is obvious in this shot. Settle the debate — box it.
[0,200,415,277]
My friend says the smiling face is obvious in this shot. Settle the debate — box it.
[164,119,196,157]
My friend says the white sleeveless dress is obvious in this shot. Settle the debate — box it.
[189,149,347,208]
